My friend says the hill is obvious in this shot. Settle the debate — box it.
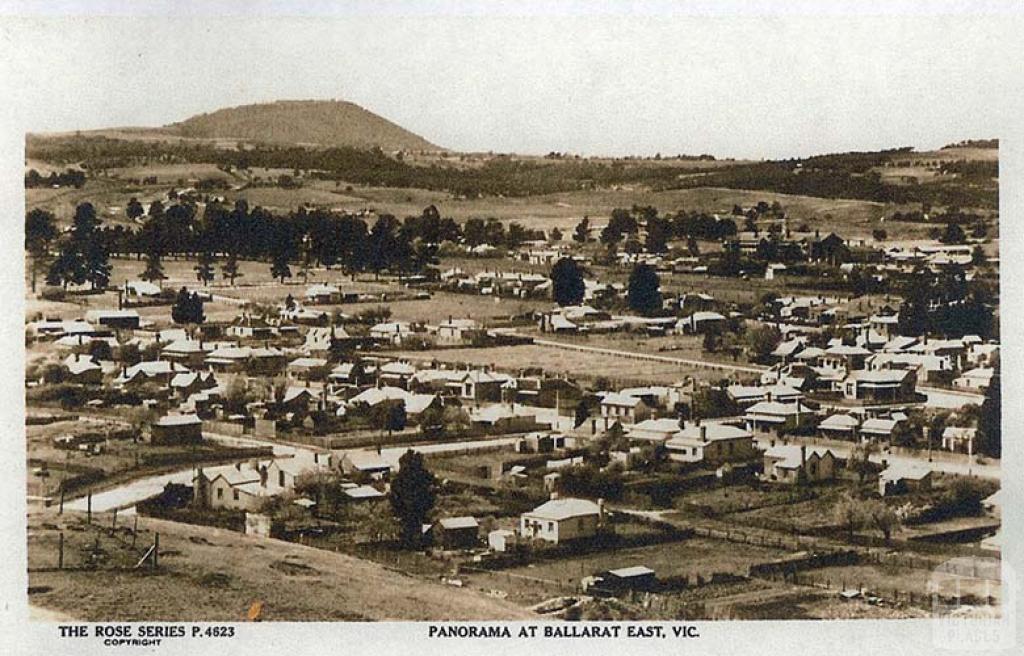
[166,99,442,151]
[27,512,535,621]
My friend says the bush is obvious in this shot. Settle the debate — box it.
[39,286,66,302]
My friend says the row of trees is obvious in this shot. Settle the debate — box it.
[24,168,86,188]
[34,201,543,291]
[896,265,996,339]
[38,204,112,291]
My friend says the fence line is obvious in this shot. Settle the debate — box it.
[529,338,765,374]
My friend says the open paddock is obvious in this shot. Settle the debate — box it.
[394,343,723,385]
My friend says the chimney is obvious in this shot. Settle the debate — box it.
[550,490,559,500]
[700,425,707,443]
[597,498,606,522]
[800,445,807,466]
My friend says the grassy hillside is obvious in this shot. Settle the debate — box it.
[27,512,535,621]
[167,100,441,151]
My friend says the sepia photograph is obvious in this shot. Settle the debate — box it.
[2,1,1022,654]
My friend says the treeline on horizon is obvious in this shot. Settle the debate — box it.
[26,135,997,208]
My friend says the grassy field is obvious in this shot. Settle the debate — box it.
[24,415,270,499]
[27,511,535,621]
[502,536,787,585]
[395,344,720,386]
[107,162,237,184]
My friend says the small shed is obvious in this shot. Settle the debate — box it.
[150,414,203,445]
[488,529,518,553]
[435,516,480,550]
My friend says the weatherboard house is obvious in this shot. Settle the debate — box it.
[520,497,604,544]
[150,413,203,445]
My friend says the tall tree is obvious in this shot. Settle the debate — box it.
[367,214,401,276]
[70,202,100,244]
[25,208,57,293]
[550,257,586,306]
[222,251,241,286]
[940,222,967,245]
[645,216,671,253]
[46,245,85,290]
[627,263,662,316]
[572,217,590,244]
[83,239,111,290]
[140,250,167,284]
[126,197,145,222]
[171,287,205,324]
[195,251,216,285]
[389,450,436,549]
[271,251,292,284]
[977,371,1001,458]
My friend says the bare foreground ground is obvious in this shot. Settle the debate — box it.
[27,510,534,622]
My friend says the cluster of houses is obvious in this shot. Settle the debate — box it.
[30,292,589,444]
[538,303,728,336]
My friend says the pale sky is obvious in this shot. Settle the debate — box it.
[2,1,1022,159]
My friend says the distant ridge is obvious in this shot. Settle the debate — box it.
[165,99,441,151]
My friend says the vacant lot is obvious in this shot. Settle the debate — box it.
[396,343,718,386]
[501,536,787,586]
[27,511,535,621]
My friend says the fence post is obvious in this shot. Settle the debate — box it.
[86,492,92,524]
[111,508,118,535]
[153,533,159,569]
[58,532,64,570]
[132,516,138,549]
[59,489,64,515]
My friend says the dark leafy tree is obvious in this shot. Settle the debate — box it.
[194,251,216,285]
[389,450,436,549]
[26,208,57,293]
[271,251,292,284]
[977,371,1001,458]
[222,251,241,285]
[171,287,205,324]
[46,245,85,290]
[645,216,671,253]
[940,222,967,245]
[83,239,111,290]
[746,324,782,363]
[550,257,586,306]
[126,197,144,221]
[627,263,662,316]
[572,217,590,243]
[140,250,166,284]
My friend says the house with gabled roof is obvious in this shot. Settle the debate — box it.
[62,353,102,385]
[763,444,836,484]
[744,401,815,435]
[520,497,604,544]
[599,392,650,427]
[664,421,755,464]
